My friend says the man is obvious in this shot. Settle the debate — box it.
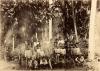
[75,55,85,66]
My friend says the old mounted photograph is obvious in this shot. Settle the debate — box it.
[0,0,100,71]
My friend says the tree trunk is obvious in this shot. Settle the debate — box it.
[49,0,53,41]
[72,0,78,43]
[12,36,15,51]
[88,0,97,60]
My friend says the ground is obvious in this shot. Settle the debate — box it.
[0,59,17,70]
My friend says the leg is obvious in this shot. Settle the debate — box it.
[48,58,52,69]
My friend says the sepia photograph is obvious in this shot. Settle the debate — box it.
[0,0,100,71]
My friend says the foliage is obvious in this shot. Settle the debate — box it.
[0,0,90,48]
